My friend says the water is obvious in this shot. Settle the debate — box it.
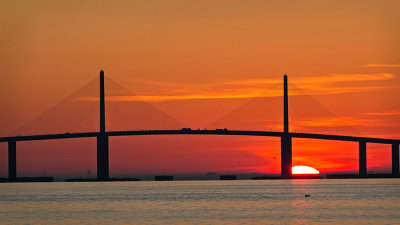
[1,179,399,224]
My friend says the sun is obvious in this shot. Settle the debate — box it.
[292,166,320,175]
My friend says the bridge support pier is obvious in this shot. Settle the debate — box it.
[97,134,109,180]
[280,74,292,178]
[8,141,16,179]
[359,140,367,177]
[281,135,292,178]
[96,70,109,180]
[392,143,399,177]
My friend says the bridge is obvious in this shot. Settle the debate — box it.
[1,71,399,180]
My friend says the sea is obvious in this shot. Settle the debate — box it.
[1,179,399,224]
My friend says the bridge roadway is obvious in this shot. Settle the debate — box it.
[1,129,399,144]
[2,130,399,179]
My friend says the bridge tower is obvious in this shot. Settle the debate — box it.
[8,141,16,179]
[359,140,367,177]
[392,143,399,177]
[97,70,109,180]
[281,74,292,178]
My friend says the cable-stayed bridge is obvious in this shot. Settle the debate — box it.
[1,71,399,180]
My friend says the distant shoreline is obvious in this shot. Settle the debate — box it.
[1,174,399,183]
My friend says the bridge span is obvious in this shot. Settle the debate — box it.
[1,71,399,180]
[2,129,399,144]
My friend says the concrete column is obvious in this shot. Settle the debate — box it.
[8,141,16,179]
[392,143,399,177]
[283,74,289,133]
[97,134,109,180]
[97,70,109,180]
[100,70,105,133]
[359,140,367,177]
[281,74,292,178]
[281,135,292,178]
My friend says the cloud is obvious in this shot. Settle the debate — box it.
[225,73,394,86]
[293,117,381,127]
[234,73,396,96]
[363,111,400,116]
[225,79,278,86]
[297,73,394,83]
[364,64,400,68]
[80,73,396,102]
[79,94,258,102]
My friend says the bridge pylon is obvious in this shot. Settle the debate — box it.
[359,140,367,177]
[281,74,292,178]
[97,70,109,180]
[392,143,399,177]
[8,141,16,179]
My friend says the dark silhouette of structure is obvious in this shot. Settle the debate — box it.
[1,71,399,180]
[97,70,109,180]
[359,140,367,177]
[281,74,292,178]
[393,143,399,177]
[8,141,16,179]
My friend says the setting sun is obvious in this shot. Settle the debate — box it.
[292,166,320,175]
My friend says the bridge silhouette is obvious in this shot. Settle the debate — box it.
[1,71,399,180]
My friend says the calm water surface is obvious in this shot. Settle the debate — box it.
[1,179,399,224]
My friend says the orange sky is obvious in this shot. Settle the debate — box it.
[0,0,399,177]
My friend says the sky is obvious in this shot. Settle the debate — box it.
[0,0,399,178]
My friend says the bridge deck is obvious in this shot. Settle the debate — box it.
[0,130,399,144]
